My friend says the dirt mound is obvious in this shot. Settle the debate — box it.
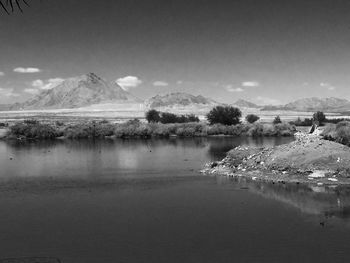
[202,132,350,185]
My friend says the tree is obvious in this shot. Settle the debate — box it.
[145,109,160,123]
[160,112,178,124]
[245,114,260,124]
[273,115,282,124]
[0,0,29,14]
[206,106,242,125]
[313,111,326,125]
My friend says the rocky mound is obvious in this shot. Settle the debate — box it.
[202,132,350,185]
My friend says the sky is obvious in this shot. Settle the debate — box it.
[1,0,350,105]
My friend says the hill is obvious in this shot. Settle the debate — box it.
[9,73,141,110]
[145,92,219,109]
[233,99,260,108]
[261,97,350,112]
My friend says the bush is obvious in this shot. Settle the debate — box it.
[322,121,350,146]
[290,117,313,126]
[64,121,115,139]
[206,106,242,125]
[145,109,161,123]
[273,116,282,124]
[245,114,260,124]
[160,112,179,123]
[9,121,59,139]
[313,111,326,125]
[157,112,199,124]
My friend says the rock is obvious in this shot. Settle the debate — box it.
[328,178,338,182]
[308,170,326,178]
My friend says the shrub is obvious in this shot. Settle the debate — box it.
[9,121,58,139]
[290,117,313,126]
[273,116,282,124]
[63,122,115,139]
[55,121,64,126]
[322,121,350,146]
[206,106,242,125]
[245,114,260,123]
[145,109,161,123]
[157,112,200,124]
[313,111,326,125]
[274,123,296,136]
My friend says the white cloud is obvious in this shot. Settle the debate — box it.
[242,81,260,87]
[32,78,64,90]
[153,81,169,87]
[32,79,44,88]
[320,82,335,91]
[116,76,142,90]
[24,88,40,95]
[0,88,20,97]
[255,96,280,105]
[14,67,41,73]
[225,85,244,92]
[0,72,4,76]
[177,80,183,85]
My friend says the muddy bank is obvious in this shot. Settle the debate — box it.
[202,132,350,185]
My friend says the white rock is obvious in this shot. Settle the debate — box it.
[328,178,338,182]
[308,170,326,178]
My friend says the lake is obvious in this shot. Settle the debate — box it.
[0,137,350,263]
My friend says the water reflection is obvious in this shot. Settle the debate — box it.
[0,137,293,181]
[216,175,350,225]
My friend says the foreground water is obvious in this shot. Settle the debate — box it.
[1,137,350,262]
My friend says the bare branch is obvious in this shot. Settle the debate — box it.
[0,1,9,14]
[1,0,30,14]
[15,0,23,12]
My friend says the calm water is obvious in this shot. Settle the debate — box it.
[1,137,350,263]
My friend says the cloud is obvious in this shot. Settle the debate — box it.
[32,78,64,90]
[153,81,169,87]
[32,79,44,88]
[177,80,183,85]
[0,72,4,76]
[0,88,20,97]
[24,88,40,95]
[320,82,335,91]
[14,67,41,73]
[242,81,260,87]
[225,85,244,92]
[255,96,280,105]
[116,76,142,90]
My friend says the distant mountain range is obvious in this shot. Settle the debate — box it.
[145,92,219,109]
[9,73,141,110]
[233,99,260,108]
[1,73,350,114]
[261,97,350,112]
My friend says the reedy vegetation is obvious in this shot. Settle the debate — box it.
[322,121,350,146]
[4,119,296,139]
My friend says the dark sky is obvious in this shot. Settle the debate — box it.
[1,0,350,104]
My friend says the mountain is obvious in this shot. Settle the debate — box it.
[233,99,260,108]
[145,92,219,109]
[10,73,141,110]
[261,97,350,112]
